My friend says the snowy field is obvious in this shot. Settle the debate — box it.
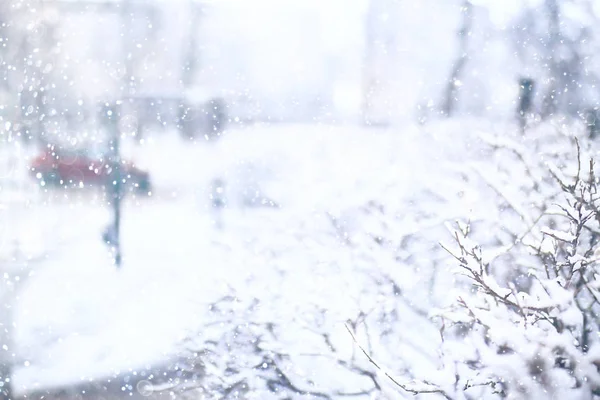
[3,121,514,396]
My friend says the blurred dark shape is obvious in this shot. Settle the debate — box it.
[179,96,228,141]
[178,103,197,139]
[209,97,227,135]
[241,187,279,208]
[518,77,535,131]
[104,103,123,268]
[210,178,227,209]
[234,162,279,209]
[240,182,279,209]
[585,109,600,139]
[442,0,473,118]
[209,178,226,230]
[102,224,118,246]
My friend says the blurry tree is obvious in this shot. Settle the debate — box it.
[442,1,473,117]
[2,1,65,144]
[181,0,203,90]
[0,2,68,397]
[511,0,590,118]
[517,77,535,131]
[362,0,397,126]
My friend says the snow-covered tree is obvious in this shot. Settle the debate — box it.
[434,129,600,399]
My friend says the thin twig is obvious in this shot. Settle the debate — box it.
[344,324,453,399]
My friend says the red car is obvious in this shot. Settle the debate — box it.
[30,148,151,194]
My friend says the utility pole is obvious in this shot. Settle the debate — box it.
[112,105,122,268]
[101,104,122,267]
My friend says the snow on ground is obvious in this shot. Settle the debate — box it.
[6,121,499,395]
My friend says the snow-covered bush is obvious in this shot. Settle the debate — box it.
[436,142,600,399]
[131,125,476,399]
[372,123,600,400]
[138,122,600,400]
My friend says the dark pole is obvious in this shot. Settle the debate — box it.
[103,103,122,268]
[518,77,535,133]
[115,0,129,268]
[442,0,473,118]
[585,109,599,139]
[113,107,122,267]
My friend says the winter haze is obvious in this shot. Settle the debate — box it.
[0,0,599,399]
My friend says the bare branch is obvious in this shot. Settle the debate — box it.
[344,324,454,399]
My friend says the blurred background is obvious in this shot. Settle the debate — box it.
[0,0,598,399]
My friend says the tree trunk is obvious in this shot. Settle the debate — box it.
[442,1,473,117]
[541,0,560,118]
[182,1,202,89]
[517,78,535,132]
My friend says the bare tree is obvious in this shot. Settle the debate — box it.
[442,1,473,117]
[541,0,563,117]
[512,0,586,118]
[181,0,203,89]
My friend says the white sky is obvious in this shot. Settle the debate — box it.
[62,0,534,116]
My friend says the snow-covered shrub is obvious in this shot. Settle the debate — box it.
[147,122,600,400]
[144,125,478,400]
[420,125,600,399]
